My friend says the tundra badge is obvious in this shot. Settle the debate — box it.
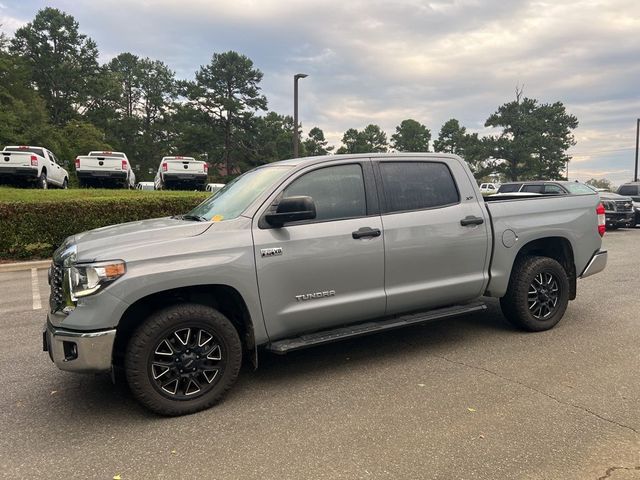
[261,247,283,257]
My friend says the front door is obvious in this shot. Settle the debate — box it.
[253,161,386,340]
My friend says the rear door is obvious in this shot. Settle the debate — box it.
[46,150,64,185]
[375,157,491,315]
[253,160,385,340]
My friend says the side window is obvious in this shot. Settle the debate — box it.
[282,164,367,222]
[522,184,544,193]
[488,184,495,190]
[380,161,459,213]
[47,151,58,164]
[498,184,521,193]
[543,184,564,194]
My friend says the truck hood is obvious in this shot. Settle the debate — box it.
[73,217,213,262]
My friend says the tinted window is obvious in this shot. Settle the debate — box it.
[4,147,45,157]
[543,184,564,194]
[89,152,125,158]
[498,183,522,193]
[380,162,459,213]
[522,184,544,193]
[283,164,367,221]
[565,183,595,194]
[618,185,639,196]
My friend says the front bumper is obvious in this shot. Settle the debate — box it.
[605,212,633,227]
[43,320,116,373]
[579,250,608,279]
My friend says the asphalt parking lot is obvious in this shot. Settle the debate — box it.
[1,231,639,480]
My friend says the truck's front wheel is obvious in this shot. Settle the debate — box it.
[500,256,569,332]
[125,303,242,416]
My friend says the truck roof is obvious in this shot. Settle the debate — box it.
[270,152,464,168]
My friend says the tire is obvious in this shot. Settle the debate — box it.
[125,303,242,416]
[500,256,569,332]
[37,171,48,189]
[61,178,68,189]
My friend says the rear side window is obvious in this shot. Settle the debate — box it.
[543,184,564,194]
[522,184,544,193]
[283,164,367,222]
[497,183,522,193]
[379,161,459,213]
[618,185,639,196]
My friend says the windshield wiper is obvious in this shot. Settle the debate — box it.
[180,214,207,222]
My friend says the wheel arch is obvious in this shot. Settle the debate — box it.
[113,284,257,370]
[512,236,576,300]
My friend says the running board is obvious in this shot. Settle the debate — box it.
[266,301,486,354]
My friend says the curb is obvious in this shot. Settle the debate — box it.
[0,259,51,273]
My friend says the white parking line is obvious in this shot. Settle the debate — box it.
[31,268,42,310]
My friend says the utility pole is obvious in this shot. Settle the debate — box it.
[293,73,308,158]
[635,118,639,182]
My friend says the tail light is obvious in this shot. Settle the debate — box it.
[121,160,127,170]
[204,163,209,173]
[162,162,168,172]
[75,158,80,169]
[596,203,606,237]
[30,155,38,166]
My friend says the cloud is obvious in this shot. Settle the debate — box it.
[3,0,639,183]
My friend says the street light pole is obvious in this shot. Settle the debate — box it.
[293,73,308,158]
[634,118,639,182]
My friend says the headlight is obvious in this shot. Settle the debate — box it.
[68,260,126,299]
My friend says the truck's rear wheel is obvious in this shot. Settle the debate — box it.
[125,303,242,416]
[500,256,569,332]
[37,171,47,189]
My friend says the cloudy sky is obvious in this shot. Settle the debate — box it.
[2,0,639,184]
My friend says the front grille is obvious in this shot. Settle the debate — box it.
[614,200,633,212]
[49,262,64,313]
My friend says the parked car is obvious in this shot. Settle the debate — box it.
[616,182,640,226]
[135,182,155,191]
[44,153,607,416]
[154,156,208,190]
[598,191,634,229]
[497,181,570,194]
[479,182,500,194]
[206,183,225,194]
[0,145,68,189]
[75,151,135,189]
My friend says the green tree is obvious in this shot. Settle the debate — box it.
[585,178,613,191]
[303,127,333,156]
[484,91,578,181]
[391,119,430,152]
[434,118,466,154]
[0,39,57,148]
[10,7,100,125]
[336,124,387,154]
[185,51,267,175]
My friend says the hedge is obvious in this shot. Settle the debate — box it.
[0,193,208,260]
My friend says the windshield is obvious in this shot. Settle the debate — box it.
[187,165,292,221]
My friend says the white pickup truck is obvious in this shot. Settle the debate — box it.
[75,151,136,189]
[154,156,208,190]
[0,145,68,189]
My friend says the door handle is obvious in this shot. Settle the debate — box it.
[460,216,484,226]
[352,227,381,239]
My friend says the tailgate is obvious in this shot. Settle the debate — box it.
[165,160,205,174]
[1,152,34,167]
[77,156,124,171]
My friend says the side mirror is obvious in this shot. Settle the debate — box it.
[265,196,316,227]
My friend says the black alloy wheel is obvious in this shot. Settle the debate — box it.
[149,326,226,400]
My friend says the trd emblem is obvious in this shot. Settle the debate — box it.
[261,247,283,257]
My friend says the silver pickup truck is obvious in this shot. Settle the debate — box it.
[43,153,607,416]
